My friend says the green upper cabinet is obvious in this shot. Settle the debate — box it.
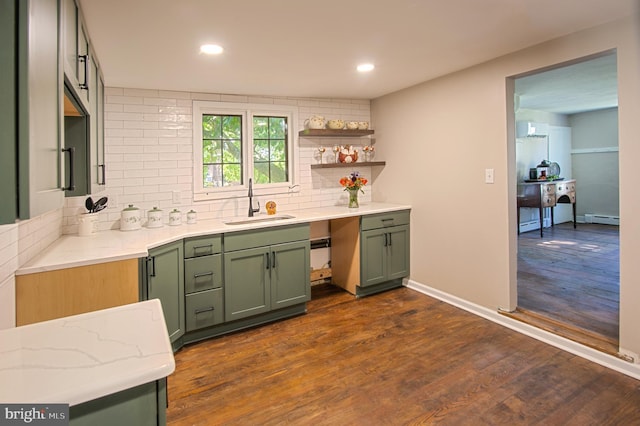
[224,225,310,322]
[16,0,65,220]
[62,0,105,196]
[0,0,18,224]
[63,0,89,109]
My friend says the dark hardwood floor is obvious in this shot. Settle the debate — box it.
[167,283,639,425]
[515,223,619,354]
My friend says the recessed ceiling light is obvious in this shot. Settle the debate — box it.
[357,63,375,72]
[200,44,224,55]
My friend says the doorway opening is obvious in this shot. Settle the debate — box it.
[508,51,620,355]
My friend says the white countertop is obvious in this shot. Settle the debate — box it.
[17,202,411,275]
[0,299,175,406]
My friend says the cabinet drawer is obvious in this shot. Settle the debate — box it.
[185,288,223,332]
[542,184,556,195]
[361,210,410,231]
[224,224,309,252]
[556,182,575,195]
[185,254,223,294]
[184,235,222,258]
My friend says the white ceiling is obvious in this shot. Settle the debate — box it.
[515,53,618,114]
[78,0,635,100]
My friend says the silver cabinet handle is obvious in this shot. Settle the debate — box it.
[78,55,89,90]
[195,306,214,315]
[193,271,213,279]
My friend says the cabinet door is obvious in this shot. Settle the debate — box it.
[147,241,185,343]
[0,0,17,224]
[224,247,270,322]
[18,0,64,219]
[271,240,310,310]
[76,22,89,107]
[387,225,410,281]
[62,0,78,82]
[360,229,387,287]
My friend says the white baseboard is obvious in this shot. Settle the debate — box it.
[404,279,640,380]
[584,214,620,226]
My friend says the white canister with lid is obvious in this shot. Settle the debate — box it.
[147,207,163,228]
[169,209,182,226]
[120,205,142,231]
[187,210,197,224]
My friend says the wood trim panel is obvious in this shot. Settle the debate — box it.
[329,216,360,295]
[16,259,139,326]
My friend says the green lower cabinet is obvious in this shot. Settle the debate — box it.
[185,287,224,331]
[224,246,271,321]
[145,241,185,345]
[361,225,410,287]
[224,225,310,322]
[359,210,410,296]
[70,379,167,426]
[271,240,311,309]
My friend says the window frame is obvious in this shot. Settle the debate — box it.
[193,101,299,202]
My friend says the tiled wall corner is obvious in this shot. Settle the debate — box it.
[0,208,63,329]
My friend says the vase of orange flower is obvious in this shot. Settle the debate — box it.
[340,171,368,208]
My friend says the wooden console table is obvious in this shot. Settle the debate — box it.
[517,179,576,237]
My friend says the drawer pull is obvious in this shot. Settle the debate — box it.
[192,244,213,254]
[193,271,214,279]
[195,306,215,314]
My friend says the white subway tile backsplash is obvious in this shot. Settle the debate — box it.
[106,128,144,138]
[62,87,370,232]
[106,95,144,105]
[144,97,177,107]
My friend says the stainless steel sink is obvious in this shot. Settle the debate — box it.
[223,214,296,225]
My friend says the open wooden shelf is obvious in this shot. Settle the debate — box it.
[299,129,374,137]
[311,161,385,169]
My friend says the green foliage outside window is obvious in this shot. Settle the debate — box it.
[201,113,289,189]
[253,116,288,184]
[202,115,242,187]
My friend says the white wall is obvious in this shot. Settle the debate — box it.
[0,209,63,329]
[371,16,640,359]
[570,107,619,218]
[62,91,373,233]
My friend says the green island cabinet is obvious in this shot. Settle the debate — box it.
[140,240,185,350]
[183,235,224,332]
[70,379,167,426]
[223,224,311,322]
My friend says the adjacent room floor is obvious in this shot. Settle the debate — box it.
[167,283,637,425]
[513,222,620,355]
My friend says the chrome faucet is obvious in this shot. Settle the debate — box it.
[248,178,260,217]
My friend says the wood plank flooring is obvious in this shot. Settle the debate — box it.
[515,223,619,354]
[167,284,639,425]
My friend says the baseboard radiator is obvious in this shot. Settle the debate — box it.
[584,214,620,226]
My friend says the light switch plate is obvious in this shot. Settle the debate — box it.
[485,168,494,184]
[172,190,180,204]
